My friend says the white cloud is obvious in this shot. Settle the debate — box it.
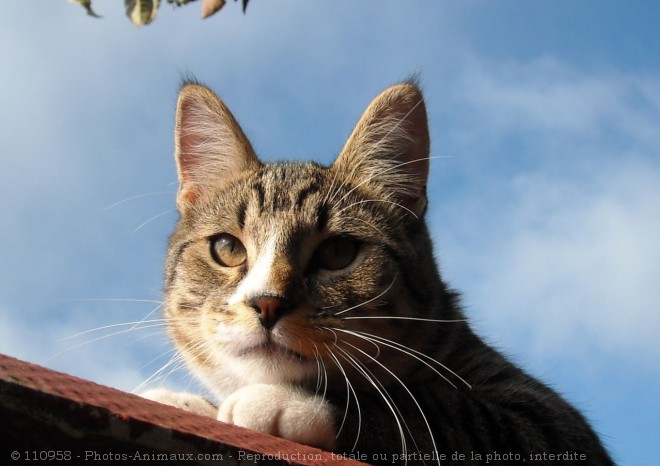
[430,58,660,370]
[437,56,660,164]
[464,57,619,133]
[469,163,659,359]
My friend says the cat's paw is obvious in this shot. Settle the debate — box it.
[218,384,336,451]
[140,388,218,418]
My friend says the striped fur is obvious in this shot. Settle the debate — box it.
[155,81,614,465]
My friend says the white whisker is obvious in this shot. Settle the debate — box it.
[103,191,173,210]
[337,328,472,390]
[337,199,419,220]
[334,272,398,316]
[343,215,387,237]
[135,336,208,393]
[133,351,183,393]
[312,342,329,400]
[342,316,466,323]
[329,100,425,210]
[333,344,410,464]
[117,329,169,351]
[324,343,361,450]
[341,340,441,466]
[58,297,163,304]
[133,345,178,377]
[46,322,177,363]
[128,303,164,332]
[58,318,168,341]
[131,209,177,234]
[58,316,197,341]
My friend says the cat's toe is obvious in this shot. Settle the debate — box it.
[218,384,336,451]
[141,388,218,418]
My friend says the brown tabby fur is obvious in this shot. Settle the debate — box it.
[154,80,614,465]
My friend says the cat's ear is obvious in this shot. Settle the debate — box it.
[174,83,261,212]
[333,82,430,218]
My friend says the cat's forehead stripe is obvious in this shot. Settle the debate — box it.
[294,182,321,210]
[252,180,266,213]
[316,204,329,232]
[250,167,325,215]
[236,199,247,230]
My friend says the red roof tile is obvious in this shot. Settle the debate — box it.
[0,353,369,465]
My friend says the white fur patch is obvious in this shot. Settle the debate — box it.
[218,383,336,451]
[228,234,277,305]
[140,388,218,418]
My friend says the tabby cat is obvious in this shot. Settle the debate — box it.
[143,80,614,465]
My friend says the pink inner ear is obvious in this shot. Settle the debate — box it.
[177,139,199,184]
[178,184,199,206]
[173,84,263,213]
[175,96,209,209]
[177,98,203,182]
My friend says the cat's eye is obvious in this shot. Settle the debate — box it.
[313,236,359,271]
[210,233,247,267]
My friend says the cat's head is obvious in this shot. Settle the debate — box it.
[164,81,448,396]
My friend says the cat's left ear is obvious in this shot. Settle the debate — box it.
[174,83,261,213]
[333,82,430,219]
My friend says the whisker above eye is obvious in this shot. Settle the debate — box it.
[342,215,387,237]
[334,271,398,317]
[319,303,341,311]
[103,190,174,211]
[336,199,419,220]
[131,209,177,234]
[342,316,466,323]
[330,154,450,213]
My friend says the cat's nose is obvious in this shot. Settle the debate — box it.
[247,295,292,330]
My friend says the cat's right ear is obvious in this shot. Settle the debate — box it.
[174,83,261,213]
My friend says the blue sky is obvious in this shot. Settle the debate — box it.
[1,2,659,464]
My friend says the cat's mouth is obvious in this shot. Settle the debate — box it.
[240,342,306,362]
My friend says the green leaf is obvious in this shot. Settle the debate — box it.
[125,0,161,27]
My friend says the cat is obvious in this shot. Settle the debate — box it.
[142,80,615,465]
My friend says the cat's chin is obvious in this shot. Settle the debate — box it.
[193,344,317,395]
[238,341,306,362]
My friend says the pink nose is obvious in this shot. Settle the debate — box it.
[247,296,292,329]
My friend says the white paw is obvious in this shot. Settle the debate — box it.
[218,384,336,451]
[140,388,218,418]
